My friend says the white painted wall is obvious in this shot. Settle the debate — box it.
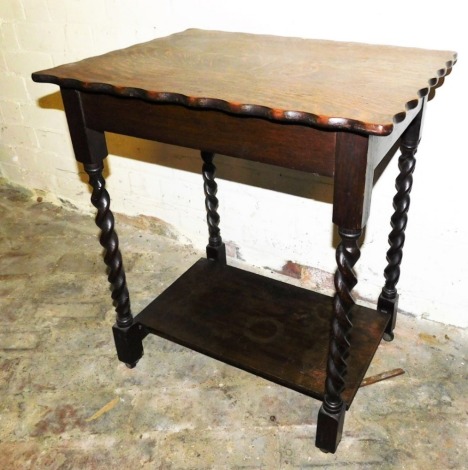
[1,0,466,327]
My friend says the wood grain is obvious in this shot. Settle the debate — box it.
[81,92,337,175]
[32,29,456,136]
[135,258,389,406]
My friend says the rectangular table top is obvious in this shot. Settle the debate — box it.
[32,29,456,136]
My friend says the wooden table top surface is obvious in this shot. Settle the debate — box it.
[32,29,456,136]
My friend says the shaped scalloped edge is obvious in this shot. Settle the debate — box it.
[32,54,457,137]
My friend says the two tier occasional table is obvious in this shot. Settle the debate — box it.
[32,29,456,453]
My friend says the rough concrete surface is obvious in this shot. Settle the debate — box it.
[0,180,466,469]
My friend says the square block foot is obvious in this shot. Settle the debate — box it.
[112,322,144,366]
[315,402,346,454]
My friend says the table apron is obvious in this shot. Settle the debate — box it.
[80,92,337,176]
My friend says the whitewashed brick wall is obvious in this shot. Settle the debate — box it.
[1,0,466,327]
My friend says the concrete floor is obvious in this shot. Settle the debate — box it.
[0,179,466,469]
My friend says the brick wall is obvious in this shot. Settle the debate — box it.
[1,0,466,327]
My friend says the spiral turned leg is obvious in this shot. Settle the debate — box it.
[378,140,418,341]
[201,151,226,263]
[84,163,143,366]
[316,228,362,453]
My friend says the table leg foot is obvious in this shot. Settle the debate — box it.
[316,401,346,454]
[383,332,395,342]
[125,361,139,369]
[378,293,399,341]
[112,322,144,367]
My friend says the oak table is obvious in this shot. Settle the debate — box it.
[32,29,456,453]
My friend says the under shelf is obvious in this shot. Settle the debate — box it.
[135,258,389,406]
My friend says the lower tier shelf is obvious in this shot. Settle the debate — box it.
[135,258,389,406]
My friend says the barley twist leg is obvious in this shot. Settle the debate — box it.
[316,228,362,453]
[84,163,143,367]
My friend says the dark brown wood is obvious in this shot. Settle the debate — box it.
[84,163,143,367]
[32,29,456,136]
[31,30,457,454]
[368,99,424,171]
[201,152,226,263]
[60,88,108,164]
[316,228,362,453]
[84,163,133,328]
[332,133,372,229]
[378,108,424,341]
[135,258,389,405]
[81,92,337,176]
